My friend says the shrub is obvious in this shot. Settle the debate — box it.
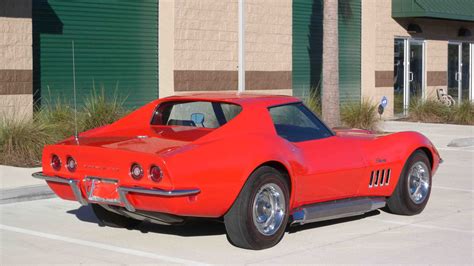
[0,116,59,167]
[408,99,450,123]
[341,100,379,131]
[80,87,128,131]
[450,101,474,125]
[408,99,473,125]
[35,96,76,139]
[302,88,322,117]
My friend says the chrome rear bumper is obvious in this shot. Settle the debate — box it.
[32,172,200,212]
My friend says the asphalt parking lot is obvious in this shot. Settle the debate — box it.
[1,121,473,264]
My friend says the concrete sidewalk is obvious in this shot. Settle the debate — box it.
[0,166,54,204]
[381,120,474,149]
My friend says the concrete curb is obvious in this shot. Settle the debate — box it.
[0,185,56,204]
[448,138,474,147]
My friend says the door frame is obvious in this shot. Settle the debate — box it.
[470,43,473,101]
[395,37,426,115]
[448,41,463,103]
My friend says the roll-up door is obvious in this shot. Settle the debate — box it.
[33,0,158,108]
[292,0,361,104]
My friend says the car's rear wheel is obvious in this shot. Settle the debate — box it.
[386,150,432,215]
[91,204,141,228]
[224,166,290,250]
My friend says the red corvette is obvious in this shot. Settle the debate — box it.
[34,93,441,249]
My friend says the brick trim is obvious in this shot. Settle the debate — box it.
[0,69,33,95]
[174,70,292,91]
[375,71,394,87]
[427,71,447,86]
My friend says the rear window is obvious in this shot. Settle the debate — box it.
[151,101,242,128]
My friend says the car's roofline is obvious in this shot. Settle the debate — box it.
[158,93,300,107]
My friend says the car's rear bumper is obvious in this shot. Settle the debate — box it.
[32,172,200,213]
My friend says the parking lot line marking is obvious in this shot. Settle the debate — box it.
[0,224,208,265]
[367,218,473,234]
[433,186,473,193]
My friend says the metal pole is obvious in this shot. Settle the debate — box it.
[72,41,79,144]
[238,0,245,93]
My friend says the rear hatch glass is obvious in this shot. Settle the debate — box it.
[151,101,242,128]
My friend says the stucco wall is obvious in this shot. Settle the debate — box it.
[165,0,292,95]
[0,0,33,120]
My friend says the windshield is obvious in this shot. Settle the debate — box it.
[151,101,242,128]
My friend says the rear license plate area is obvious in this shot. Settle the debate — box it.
[84,177,121,205]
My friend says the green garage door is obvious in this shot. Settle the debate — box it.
[33,0,158,108]
[293,0,361,104]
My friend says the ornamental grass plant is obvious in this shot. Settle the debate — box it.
[408,99,473,125]
[340,99,380,131]
[0,88,129,167]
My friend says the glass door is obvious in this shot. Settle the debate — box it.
[471,43,473,101]
[393,38,425,116]
[448,43,461,103]
[409,41,424,106]
[393,39,406,115]
[461,43,471,102]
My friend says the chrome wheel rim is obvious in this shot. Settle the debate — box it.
[407,161,430,204]
[252,183,286,236]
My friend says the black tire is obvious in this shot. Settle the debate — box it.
[91,204,141,228]
[224,166,290,250]
[386,150,432,215]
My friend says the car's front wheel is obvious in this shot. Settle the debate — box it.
[91,204,141,228]
[224,166,290,250]
[386,150,432,215]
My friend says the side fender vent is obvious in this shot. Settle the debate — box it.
[369,169,391,188]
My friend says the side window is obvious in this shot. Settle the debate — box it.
[269,103,333,142]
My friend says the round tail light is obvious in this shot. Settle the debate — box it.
[149,165,163,182]
[130,163,144,180]
[66,157,77,172]
[51,154,61,171]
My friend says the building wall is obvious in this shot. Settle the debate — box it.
[0,0,33,120]
[160,0,292,96]
[362,0,474,118]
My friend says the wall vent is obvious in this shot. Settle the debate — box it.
[369,169,391,188]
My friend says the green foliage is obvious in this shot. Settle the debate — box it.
[409,99,450,123]
[0,116,59,167]
[340,99,380,131]
[409,99,473,125]
[80,87,128,131]
[450,101,474,125]
[0,87,129,167]
[302,88,322,117]
[36,96,76,139]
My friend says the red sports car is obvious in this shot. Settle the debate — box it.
[34,93,441,250]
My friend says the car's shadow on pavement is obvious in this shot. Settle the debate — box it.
[67,206,382,237]
[67,205,227,237]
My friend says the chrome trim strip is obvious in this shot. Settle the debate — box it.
[33,172,200,213]
[118,186,201,212]
[32,172,88,206]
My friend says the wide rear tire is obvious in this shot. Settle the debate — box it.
[91,204,141,228]
[224,166,290,250]
[386,150,432,215]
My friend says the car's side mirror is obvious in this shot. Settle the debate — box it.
[191,113,205,127]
